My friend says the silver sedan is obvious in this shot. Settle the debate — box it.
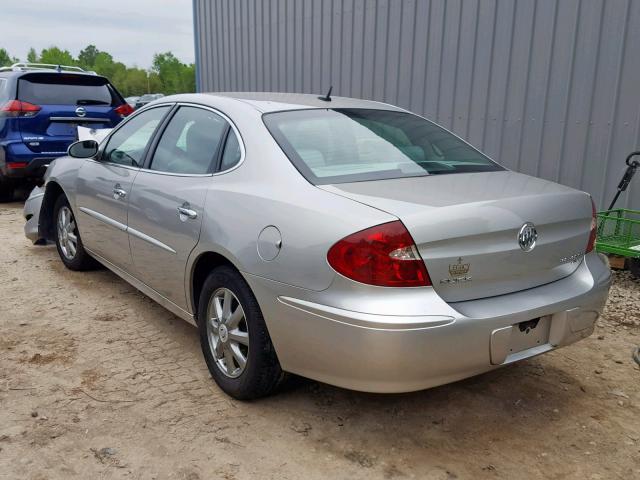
[29,93,611,399]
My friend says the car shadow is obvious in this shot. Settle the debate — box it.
[261,351,592,454]
[24,235,596,465]
[36,242,587,423]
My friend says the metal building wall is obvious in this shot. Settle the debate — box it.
[193,0,640,209]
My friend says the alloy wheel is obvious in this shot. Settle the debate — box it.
[57,206,78,260]
[206,287,250,378]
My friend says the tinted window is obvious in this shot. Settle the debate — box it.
[263,109,503,185]
[220,130,241,171]
[18,73,116,106]
[149,106,227,174]
[103,106,170,167]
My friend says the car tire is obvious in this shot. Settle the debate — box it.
[629,258,640,279]
[0,177,14,202]
[198,266,285,400]
[53,195,98,271]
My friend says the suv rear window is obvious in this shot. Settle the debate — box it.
[263,108,503,185]
[17,73,117,106]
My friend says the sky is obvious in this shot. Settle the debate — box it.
[0,0,194,68]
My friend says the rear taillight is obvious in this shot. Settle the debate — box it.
[7,162,28,169]
[586,198,597,253]
[114,103,134,118]
[327,221,431,287]
[0,100,41,118]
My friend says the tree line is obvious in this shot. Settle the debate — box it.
[0,46,195,97]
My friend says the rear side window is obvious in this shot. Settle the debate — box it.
[0,79,7,101]
[103,106,170,167]
[149,106,227,175]
[18,73,117,106]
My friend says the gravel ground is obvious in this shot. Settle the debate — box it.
[0,200,639,480]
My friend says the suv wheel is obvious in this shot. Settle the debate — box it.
[53,196,98,271]
[0,177,14,202]
[629,258,640,279]
[198,266,284,399]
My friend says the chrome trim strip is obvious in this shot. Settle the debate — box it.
[80,206,176,254]
[85,158,141,172]
[79,206,176,254]
[278,296,455,331]
[78,206,127,231]
[50,117,109,123]
[135,168,214,178]
[127,226,177,254]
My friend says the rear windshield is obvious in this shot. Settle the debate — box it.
[18,73,117,106]
[263,108,503,184]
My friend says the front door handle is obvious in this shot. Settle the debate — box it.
[113,184,127,200]
[178,204,198,220]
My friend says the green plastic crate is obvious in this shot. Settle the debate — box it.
[595,209,640,258]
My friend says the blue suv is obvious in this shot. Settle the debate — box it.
[0,63,133,201]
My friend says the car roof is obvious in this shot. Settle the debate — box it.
[0,70,107,81]
[163,92,407,114]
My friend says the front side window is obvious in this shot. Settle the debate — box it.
[263,108,503,185]
[149,106,227,174]
[103,106,170,167]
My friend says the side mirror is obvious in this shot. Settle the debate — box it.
[68,140,98,159]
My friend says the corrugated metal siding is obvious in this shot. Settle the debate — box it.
[194,0,640,209]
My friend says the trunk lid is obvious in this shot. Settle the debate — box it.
[320,171,593,302]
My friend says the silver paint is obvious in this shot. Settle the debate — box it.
[33,92,612,393]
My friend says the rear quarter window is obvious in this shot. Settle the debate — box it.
[17,73,117,106]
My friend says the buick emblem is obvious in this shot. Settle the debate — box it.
[518,222,537,252]
[75,107,87,118]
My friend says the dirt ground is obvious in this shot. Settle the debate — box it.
[1,200,639,480]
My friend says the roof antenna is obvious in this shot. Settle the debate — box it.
[318,85,332,102]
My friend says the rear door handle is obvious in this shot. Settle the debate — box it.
[113,184,127,200]
[177,205,198,220]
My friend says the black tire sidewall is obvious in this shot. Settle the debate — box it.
[197,266,282,400]
[0,176,14,203]
[629,258,640,279]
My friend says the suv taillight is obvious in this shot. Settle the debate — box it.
[0,100,41,117]
[327,221,431,287]
[586,198,597,253]
[114,103,134,118]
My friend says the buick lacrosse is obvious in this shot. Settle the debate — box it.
[32,92,611,399]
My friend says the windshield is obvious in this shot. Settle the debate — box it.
[263,108,503,184]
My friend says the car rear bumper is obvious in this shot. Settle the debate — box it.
[245,251,611,393]
[5,157,54,179]
[1,144,58,179]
